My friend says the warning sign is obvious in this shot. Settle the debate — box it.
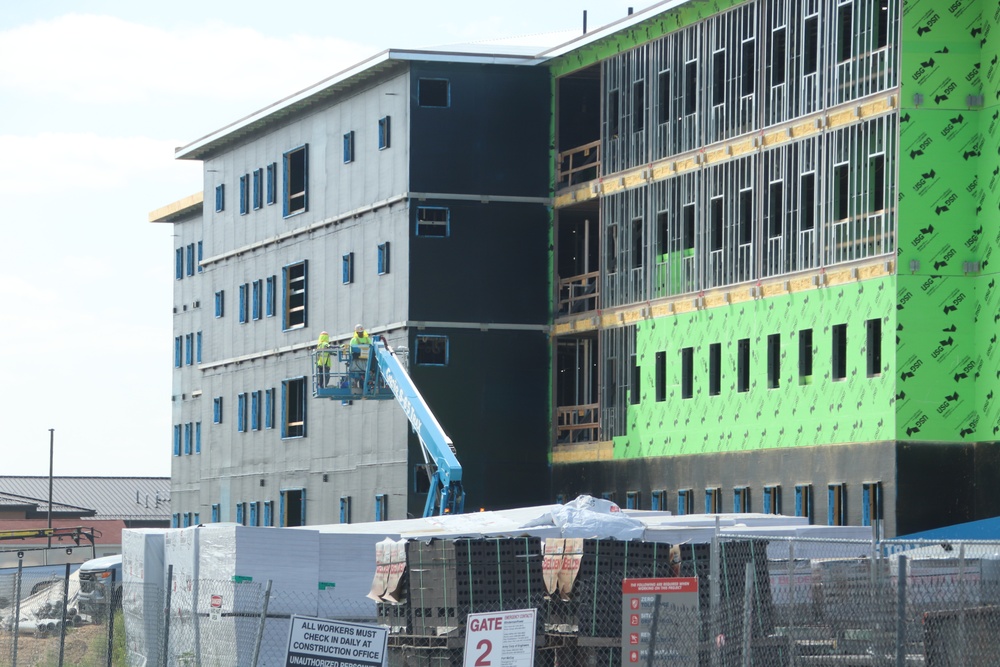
[285,616,387,667]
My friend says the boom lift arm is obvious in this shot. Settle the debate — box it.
[313,337,465,517]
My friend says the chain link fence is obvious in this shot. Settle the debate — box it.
[0,563,123,667]
[5,536,1000,665]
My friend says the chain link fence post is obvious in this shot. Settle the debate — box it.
[161,564,173,667]
[57,563,69,667]
[105,567,116,667]
[251,579,273,667]
[11,559,23,667]
[895,554,906,667]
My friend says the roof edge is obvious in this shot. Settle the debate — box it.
[148,192,204,223]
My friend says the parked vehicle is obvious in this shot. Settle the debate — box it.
[76,554,122,622]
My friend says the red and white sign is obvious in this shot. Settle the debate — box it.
[463,609,537,667]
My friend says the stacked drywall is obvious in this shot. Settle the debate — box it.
[121,528,167,667]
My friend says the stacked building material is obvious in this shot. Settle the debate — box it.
[404,537,545,637]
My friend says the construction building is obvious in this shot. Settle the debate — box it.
[157,0,1000,536]
[154,48,552,525]
[549,0,1000,538]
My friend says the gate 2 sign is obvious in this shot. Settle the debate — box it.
[463,609,538,667]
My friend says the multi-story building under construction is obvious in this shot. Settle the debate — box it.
[548,0,1000,537]
[156,0,1000,536]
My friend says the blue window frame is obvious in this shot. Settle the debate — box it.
[214,290,224,318]
[283,145,309,217]
[281,377,307,438]
[182,512,191,528]
[265,276,276,317]
[794,484,813,522]
[266,162,277,205]
[213,397,223,424]
[416,207,450,237]
[601,491,615,503]
[415,335,448,366]
[215,184,225,212]
[193,512,200,525]
[175,248,183,280]
[235,502,244,525]
[171,513,179,528]
[263,500,274,527]
[862,481,882,528]
[342,253,354,284]
[195,421,201,454]
[378,116,390,150]
[196,331,202,363]
[340,496,351,524]
[733,486,749,513]
[183,422,192,455]
[626,491,640,510]
[197,241,203,272]
[239,174,249,215]
[185,333,194,365]
[249,501,259,527]
[651,489,666,511]
[282,261,308,330]
[211,504,220,523]
[377,242,390,275]
[763,485,781,514]
[251,390,261,430]
[279,489,306,527]
[237,392,248,433]
[252,279,262,320]
[264,388,275,429]
[677,489,692,515]
[418,78,450,107]
[173,425,181,456]
[252,168,263,210]
[705,487,721,513]
[827,483,846,526]
[375,493,387,521]
[343,131,354,163]
[174,336,182,368]
[186,244,195,276]
[238,283,249,324]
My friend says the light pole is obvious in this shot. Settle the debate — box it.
[47,428,54,552]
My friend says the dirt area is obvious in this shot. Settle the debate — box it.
[0,622,115,667]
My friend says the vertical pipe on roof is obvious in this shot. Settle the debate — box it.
[583,10,588,34]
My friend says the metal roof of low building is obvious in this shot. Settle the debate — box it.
[0,477,170,522]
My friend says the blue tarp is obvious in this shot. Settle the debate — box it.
[896,515,1000,541]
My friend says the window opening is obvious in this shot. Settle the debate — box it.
[684,60,698,115]
[282,377,307,439]
[767,333,780,389]
[343,131,354,164]
[682,203,695,250]
[710,197,723,251]
[265,388,275,430]
[803,16,819,75]
[709,343,721,396]
[172,425,181,457]
[832,324,848,380]
[837,3,854,63]
[342,253,354,285]
[799,328,814,385]
[252,168,263,210]
[415,335,448,365]
[252,279,262,321]
[378,116,391,150]
[651,490,666,511]
[281,489,305,527]
[862,481,882,529]
[283,261,308,330]
[869,154,885,212]
[417,207,449,237]
[705,487,721,514]
[283,145,308,216]
[215,184,225,212]
[768,181,784,238]
[375,493,388,521]
[377,242,390,275]
[266,163,277,205]
[251,390,261,431]
[738,189,753,245]
[239,174,249,215]
[213,397,223,424]
[265,276,276,317]
[214,290,224,318]
[677,489,692,515]
[828,483,847,525]
[733,486,750,513]
[801,173,816,230]
[186,244,195,277]
[741,39,755,97]
[771,27,786,86]
[632,80,645,132]
[763,485,781,514]
[607,90,620,137]
[866,318,882,377]
[834,163,850,220]
[175,248,183,280]
[263,501,274,527]
[238,283,249,324]
[237,393,247,433]
[211,504,220,523]
[681,347,693,399]
[629,354,640,405]
[657,70,670,125]
[655,351,666,402]
[418,78,450,107]
[737,338,750,393]
[794,484,813,521]
[711,50,725,107]
[340,496,351,524]
[626,491,640,510]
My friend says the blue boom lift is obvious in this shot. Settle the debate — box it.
[312,336,465,517]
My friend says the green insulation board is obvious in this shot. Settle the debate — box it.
[615,277,896,459]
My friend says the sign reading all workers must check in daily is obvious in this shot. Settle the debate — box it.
[622,578,700,666]
[285,616,388,667]
[463,609,538,667]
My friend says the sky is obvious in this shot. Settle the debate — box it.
[0,1,640,478]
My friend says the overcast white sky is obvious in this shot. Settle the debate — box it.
[0,1,639,477]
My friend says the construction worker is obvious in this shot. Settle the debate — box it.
[346,325,371,390]
[316,331,332,388]
[350,324,371,347]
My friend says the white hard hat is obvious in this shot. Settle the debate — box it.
[355,324,364,332]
